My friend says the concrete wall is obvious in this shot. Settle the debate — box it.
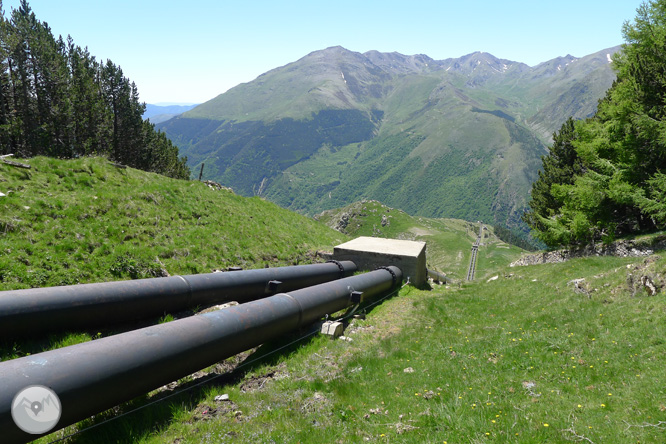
[332,237,427,288]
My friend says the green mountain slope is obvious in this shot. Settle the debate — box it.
[159,46,620,229]
[314,200,523,281]
[187,46,388,122]
[0,157,347,291]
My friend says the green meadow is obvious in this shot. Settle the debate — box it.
[1,157,664,443]
[45,253,666,444]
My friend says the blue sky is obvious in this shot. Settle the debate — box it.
[3,0,644,104]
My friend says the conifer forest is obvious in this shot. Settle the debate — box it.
[0,0,189,179]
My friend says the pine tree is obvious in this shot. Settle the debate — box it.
[0,1,14,154]
[0,0,190,178]
[524,0,666,247]
[522,117,582,236]
[7,0,38,155]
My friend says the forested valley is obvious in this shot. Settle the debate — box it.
[0,0,189,179]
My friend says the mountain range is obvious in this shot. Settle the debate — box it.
[144,104,198,124]
[158,45,620,229]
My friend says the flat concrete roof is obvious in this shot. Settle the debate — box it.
[334,236,425,257]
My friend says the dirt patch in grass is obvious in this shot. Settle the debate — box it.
[190,398,242,423]
[240,363,289,393]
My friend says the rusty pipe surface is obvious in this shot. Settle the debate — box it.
[0,261,357,338]
[0,266,402,443]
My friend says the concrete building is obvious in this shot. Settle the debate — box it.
[333,237,427,288]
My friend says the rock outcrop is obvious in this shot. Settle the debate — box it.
[510,237,666,267]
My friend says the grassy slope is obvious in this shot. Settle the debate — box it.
[6,166,665,443]
[184,48,381,123]
[315,200,523,282]
[0,156,347,292]
[46,216,666,443]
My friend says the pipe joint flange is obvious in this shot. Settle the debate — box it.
[376,266,398,287]
[326,260,346,278]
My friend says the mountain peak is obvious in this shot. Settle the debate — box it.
[317,45,352,54]
[534,54,579,69]
[363,50,435,74]
[298,46,372,69]
[530,46,621,80]
[304,45,358,59]
[439,51,528,80]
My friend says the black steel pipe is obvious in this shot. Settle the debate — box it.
[0,261,357,338]
[0,266,402,443]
